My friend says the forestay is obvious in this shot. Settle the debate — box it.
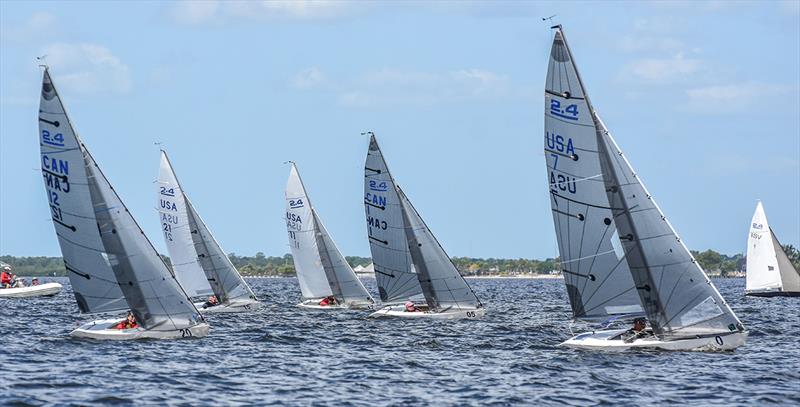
[364,135,423,303]
[285,164,334,299]
[397,187,482,311]
[39,68,201,331]
[544,30,642,321]
[547,27,745,338]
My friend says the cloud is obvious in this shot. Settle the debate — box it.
[290,67,325,89]
[685,82,795,113]
[171,0,357,24]
[171,0,219,25]
[41,43,131,94]
[623,53,701,83]
[336,67,515,107]
[1,11,57,43]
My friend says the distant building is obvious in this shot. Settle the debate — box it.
[354,263,374,275]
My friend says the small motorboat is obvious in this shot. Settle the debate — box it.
[0,282,62,299]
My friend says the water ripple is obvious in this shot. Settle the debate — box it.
[0,277,797,405]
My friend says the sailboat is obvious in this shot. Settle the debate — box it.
[285,162,375,310]
[157,151,261,313]
[364,134,485,319]
[746,201,800,296]
[544,26,746,350]
[38,68,208,340]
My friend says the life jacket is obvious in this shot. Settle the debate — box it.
[0,272,11,285]
[319,297,330,306]
[115,320,138,330]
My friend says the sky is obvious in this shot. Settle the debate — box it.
[1,0,798,260]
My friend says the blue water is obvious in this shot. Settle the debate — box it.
[1,277,797,405]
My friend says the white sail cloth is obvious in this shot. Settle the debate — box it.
[157,151,257,304]
[39,69,201,331]
[746,201,800,294]
[285,163,373,305]
[363,136,423,303]
[545,28,744,337]
[364,134,482,311]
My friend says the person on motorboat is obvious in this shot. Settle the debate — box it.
[202,295,219,309]
[114,312,139,330]
[404,301,420,312]
[31,277,40,286]
[623,317,649,343]
[1,267,14,288]
[319,295,337,306]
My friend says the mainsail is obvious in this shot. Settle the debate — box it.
[157,151,257,304]
[39,68,201,331]
[285,163,335,299]
[364,135,423,303]
[544,29,642,321]
[546,27,744,337]
[746,201,800,294]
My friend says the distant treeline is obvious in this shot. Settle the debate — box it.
[3,246,799,277]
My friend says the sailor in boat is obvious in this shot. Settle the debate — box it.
[201,295,220,309]
[622,317,651,343]
[318,295,337,307]
[404,301,421,313]
[31,278,40,286]
[114,312,139,330]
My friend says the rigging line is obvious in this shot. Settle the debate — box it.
[659,262,695,315]
[545,89,585,100]
[660,288,711,331]
[558,249,617,265]
[548,173,603,186]
[581,243,636,306]
[579,217,613,294]
[581,285,640,316]
[547,112,595,128]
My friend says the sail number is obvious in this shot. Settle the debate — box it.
[160,187,175,197]
[466,311,476,318]
[550,100,579,120]
[41,154,71,225]
[286,213,303,231]
[41,129,65,147]
[546,131,577,194]
[180,328,193,338]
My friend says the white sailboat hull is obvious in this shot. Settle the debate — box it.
[368,305,486,320]
[70,318,210,340]
[0,283,62,298]
[194,298,262,313]
[296,298,374,310]
[561,328,748,351]
[745,289,800,297]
